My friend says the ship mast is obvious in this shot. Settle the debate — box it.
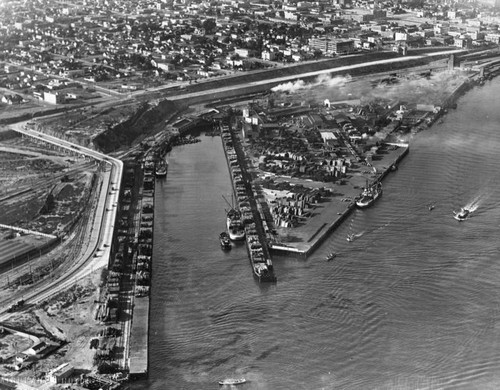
[221,194,235,210]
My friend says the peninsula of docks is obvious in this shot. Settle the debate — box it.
[268,144,409,256]
[220,123,277,282]
[128,155,157,379]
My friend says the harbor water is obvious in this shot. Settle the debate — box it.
[132,78,500,390]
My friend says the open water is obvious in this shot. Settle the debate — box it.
[132,77,500,390]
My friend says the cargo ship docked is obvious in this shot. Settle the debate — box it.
[220,122,277,283]
[226,208,245,241]
[356,181,382,208]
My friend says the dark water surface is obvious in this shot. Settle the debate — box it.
[133,78,500,390]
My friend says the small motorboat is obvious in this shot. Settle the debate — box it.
[219,378,246,386]
[428,203,435,211]
[453,208,470,221]
[346,234,354,242]
[326,253,337,261]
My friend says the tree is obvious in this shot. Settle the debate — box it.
[202,18,216,34]
[40,193,55,215]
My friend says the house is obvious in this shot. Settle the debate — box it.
[48,363,74,384]
[262,51,277,61]
[151,59,174,72]
[44,91,65,104]
[319,130,339,144]
[15,353,31,363]
[1,94,23,105]
[25,341,48,356]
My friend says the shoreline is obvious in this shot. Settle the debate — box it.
[123,63,497,383]
[263,67,494,257]
[267,144,410,256]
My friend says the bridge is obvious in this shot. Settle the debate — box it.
[0,224,57,239]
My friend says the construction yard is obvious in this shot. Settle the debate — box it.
[0,272,108,382]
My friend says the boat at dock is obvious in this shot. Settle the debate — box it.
[245,222,277,282]
[356,181,382,208]
[227,208,245,241]
[219,378,246,386]
[220,126,276,282]
[219,232,232,250]
[155,159,168,177]
[453,207,470,221]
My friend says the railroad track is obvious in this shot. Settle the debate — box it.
[1,125,123,320]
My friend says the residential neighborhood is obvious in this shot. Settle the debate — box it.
[1,0,500,108]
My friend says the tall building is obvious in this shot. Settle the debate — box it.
[309,37,354,55]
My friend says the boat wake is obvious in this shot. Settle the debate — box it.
[347,231,365,242]
[453,195,482,221]
[460,188,495,214]
[463,199,480,213]
[353,232,365,239]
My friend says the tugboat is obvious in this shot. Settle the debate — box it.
[219,232,232,250]
[453,207,470,221]
[219,378,246,386]
[356,180,382,208]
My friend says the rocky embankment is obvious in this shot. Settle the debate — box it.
[93,99,182,153]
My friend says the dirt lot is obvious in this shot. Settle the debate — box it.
[0,272,105,381]
[0,129,98,235]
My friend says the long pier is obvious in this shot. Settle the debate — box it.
[220,123,277,282]
[128,157,156,379]
[269,144,410,256]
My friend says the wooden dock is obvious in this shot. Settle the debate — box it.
[128,296,149,379]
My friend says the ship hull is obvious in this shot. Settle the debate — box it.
[226,213,245,241]
[356,183,382,208]
[155,160,168,178]
[453,212,469,221]
[228,230,245,241]
[356,191,381,208]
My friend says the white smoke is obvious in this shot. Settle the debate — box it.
[271,69,469,106]
[271,74,352,93]
[271,79,308,93]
